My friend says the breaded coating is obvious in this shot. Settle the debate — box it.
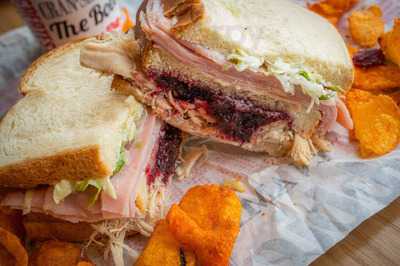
[0,227,28,266]
[166,185,242,266]
[134,220,195,266]
[354,64,400,91]
[308,0,358,26]
[0,208,24,239]
[30,240,90,266]
[347,89,400,157]
[380,19,400,67]
[349,5,385,47]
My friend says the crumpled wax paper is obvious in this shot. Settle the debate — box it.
[0,1,399,265]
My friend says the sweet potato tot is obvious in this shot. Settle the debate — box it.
[135,220,196,266]
[380,19,400,66]
[347,89,400,157]
[166,185,242,266]
[30,240,90,266]
[308,0,358,25]
[0,227,28,266]
[348,5,385,47]
[353,64,400,91]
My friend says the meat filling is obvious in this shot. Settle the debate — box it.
[146,124,182,185]
[151,73,292,142]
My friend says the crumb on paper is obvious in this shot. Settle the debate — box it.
[176,145,208,180]
[312,135,333,152]
[223,178,246,193]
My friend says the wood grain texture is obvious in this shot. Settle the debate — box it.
[312,198,400,266]
[0,2,399,265]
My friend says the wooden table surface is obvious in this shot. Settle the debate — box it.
[0,1,399,265]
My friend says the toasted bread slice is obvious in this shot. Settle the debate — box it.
[158,0,353,91]
[0,41,143,188]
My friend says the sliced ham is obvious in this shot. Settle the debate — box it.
[101,114,161,219]
[0,115,164,223]
[318,104,338,134]
[140,5,307,105]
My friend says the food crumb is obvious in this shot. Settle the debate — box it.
[223,178,246,193]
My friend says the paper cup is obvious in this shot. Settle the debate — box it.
[12,0,122,50]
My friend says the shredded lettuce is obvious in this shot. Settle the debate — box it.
[227,49,263,72]
[53,180,74,204]
[53,177,117,206]
[52,146,127,205]
[325,85,343,93]
[298,70,311,81]
[268,59,341,109]
[113,148,126,174]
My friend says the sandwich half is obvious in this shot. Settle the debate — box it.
[81,0,354,166]
[0,40,183,245]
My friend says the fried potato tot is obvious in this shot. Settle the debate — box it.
[353,64,400,91]
[348,5,385,47]
[347,90,400,157]
[30,240,89,266]
[308,2,342,25]
[388,90,400,106]
[166,185,242,266]
[308,0,358,25]
[380,19,400,66]
[0,227,28,266]
[0,208,24,239]
[326,0,359,10]
[0,246,16,266]
[347,44,359,56]
[76,262,94,266]
[134,220,196,266]
[0,208,26,266]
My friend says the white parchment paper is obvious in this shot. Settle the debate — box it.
[0,1,399,265]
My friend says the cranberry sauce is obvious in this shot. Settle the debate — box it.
[152,73,291,142]
[146,124,182,185]
[353,49,385,68]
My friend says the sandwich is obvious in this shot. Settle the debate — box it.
[81,0,355,166]
[0,40,183,252]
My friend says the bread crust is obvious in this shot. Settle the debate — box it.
[141,0,354,92]
[19,39,86,95]
[0,145,110,189]
[0,39,133,188]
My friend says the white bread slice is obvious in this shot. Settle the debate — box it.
[0,41,143,188]
[172,0,353,91]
